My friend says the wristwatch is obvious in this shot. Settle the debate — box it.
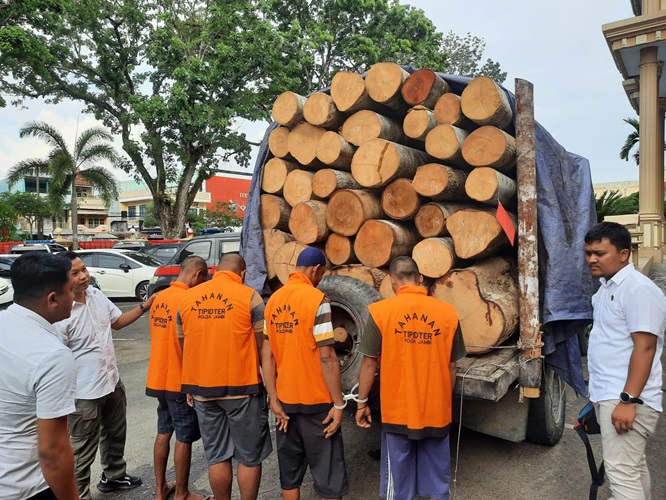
[619,391,644,405]
[139,302,147,313]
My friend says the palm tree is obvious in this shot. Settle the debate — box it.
[619,117,640,165]
[6,121,120,249]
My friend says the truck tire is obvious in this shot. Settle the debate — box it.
[578,323,592,357]
[526,365,566,446]
[318,276,382,395]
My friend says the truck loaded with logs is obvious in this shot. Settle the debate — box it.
[240,63,597,446]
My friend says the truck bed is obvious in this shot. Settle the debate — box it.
[454,346,520,402]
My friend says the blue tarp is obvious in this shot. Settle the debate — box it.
[241,71,595,397]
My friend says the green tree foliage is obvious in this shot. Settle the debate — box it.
[6,121,119,249]
[619,117,639,166]
[141,203,160,228]
[0,191,53,236]
[440,31,507,82]
[0,198,18,241]
[595,189,639,221]
[206,201,243,230]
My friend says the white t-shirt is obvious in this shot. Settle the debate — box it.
[0,304,77,499]
[55,286,123,399]
[588,263,666,411]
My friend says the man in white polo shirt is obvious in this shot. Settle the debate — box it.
[55,252,157,500]
[585,221,666,500]
[0,252,78,500]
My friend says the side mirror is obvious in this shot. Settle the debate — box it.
[120,263,131,273]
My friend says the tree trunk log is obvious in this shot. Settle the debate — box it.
[268,127,294,159]
[425,124,470,166]
[446,208,517,260]
[341,110,416,147]
[316,131,356,170]
[403,106,438,141]
[289,200,328,244]
[326,189,383,236]
[324,264,387,290]
[379,274,395,298]
[272,91,307,128]
[430,257,519,354]
[283,170,315,207]
[273,240,310,284]
[465,167,517,207]
[330,71,375,113]
[460,76,513,130]
[461,126,517,172]
[304,92,346,129]
[262,158,299,195]
[354,219,419,268]
[260,194,291,231]
[312,169,361,199]
[365,62,411,114]
[351,139,434,188]
[433,93,476,130]
[412,163,469,201]
[381,178,422,221]
[412,237,457,278]
[401,68,450,108]
[324,233,357,265]
[263,229,296,280]
[414,202,475,238]
[287,122,327,167]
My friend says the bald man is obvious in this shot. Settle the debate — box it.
[178,254,271,500]
[146,256,208,500]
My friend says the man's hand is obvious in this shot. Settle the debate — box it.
[186,394,194,408]
[270,399,290,432]
[355,406,372,429]
[143,292,159,309]
[322,407,343,438]
[611,402,637,433]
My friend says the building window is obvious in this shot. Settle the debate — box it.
[128,206,136,218]
[139,204,146,217]
[24,178,48,193]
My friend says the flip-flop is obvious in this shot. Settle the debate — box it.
[164,482,176,500]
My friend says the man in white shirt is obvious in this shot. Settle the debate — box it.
[0,252,78,500]
[55,252,157,500]
[585,221,666,500]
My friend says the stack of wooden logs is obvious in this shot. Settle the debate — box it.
[261,63,519,354]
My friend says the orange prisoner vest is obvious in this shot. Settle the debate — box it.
[368,285,458,438]
[264,272,332,413]
[180,271,262,397]
[146,280,189,399]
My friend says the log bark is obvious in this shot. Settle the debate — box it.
[289,200,329,244]
[283,170,315,207]
[263,229,296,280]
[261,158,299,195]
[324,264,387,290]
[260,194,291,231]
[465,167,517,207]
[272,91,307,128]
[425,124,469,166]
[287,122,327,167]
[303,92,346,129]
[312,169,361,199]
[351,139,434,188]
[354,219,419,268]
[460,76,513,130]
[324,233,357,265]
[403,106,439,141]
[381,178,422,221]
[273,240,310,284]
[411,163,469,201]
[268,127,293,159]
[365,62,411,114]
[330,71,375,113]
[412,237,457,278]
[401,68,450,108]
[433,93,476,130]
[341,110,415,147]
[316,131,356,170]
[430,257,519,354]
[461,126,517,172]
[326,189,383,236]
[446,208,517,260]
[414,202,475,238]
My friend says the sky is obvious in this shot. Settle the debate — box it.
[0,0,639,186]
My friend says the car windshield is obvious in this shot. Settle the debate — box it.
[124,252,162,267]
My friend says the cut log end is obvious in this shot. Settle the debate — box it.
[330,71,369,113]
[460,76,513,129]
[401,69,451,108]
[287,122,327,167]
[289,200,328,244]
[324,233,357,265]
[412,237,456,278]
[260,194,291,231]
[268,127,292,159]
[283,170,315,207]
[272,92,307,128]
[461,126,516,170]
[354,219,418,268]
[365,62,409,104]
[381,178,421,220]
[326,189,382,237]
[446,208,514,260]
[273,240,310,284]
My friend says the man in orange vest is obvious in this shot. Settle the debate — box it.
[146,256,208,500]
[179,254,271,500]
[355,256,467,500]
[262,247,349,500]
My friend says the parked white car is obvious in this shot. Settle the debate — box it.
[0,277,13,309]
[76,249,161,301]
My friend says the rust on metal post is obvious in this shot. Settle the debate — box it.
[515,78,542,397]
